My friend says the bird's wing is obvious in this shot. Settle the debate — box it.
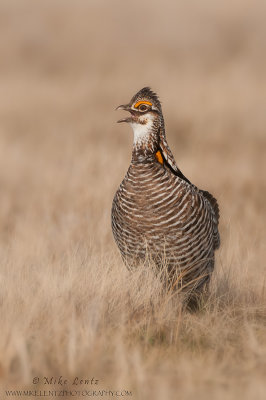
[199,189,220,250]
[159,130,220,250]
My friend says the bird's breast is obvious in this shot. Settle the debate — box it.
[114,162,193,230]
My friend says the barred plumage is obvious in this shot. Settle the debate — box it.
[112,87,220,298]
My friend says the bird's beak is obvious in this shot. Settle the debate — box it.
[116,104,130,111]
[116,104,132,123]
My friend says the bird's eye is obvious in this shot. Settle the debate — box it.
[138,104,149,112]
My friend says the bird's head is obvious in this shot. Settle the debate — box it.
[116,87,163,150]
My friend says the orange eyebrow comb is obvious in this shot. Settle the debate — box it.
[134,101,152,108]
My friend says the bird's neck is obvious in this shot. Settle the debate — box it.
[130,119,160,162]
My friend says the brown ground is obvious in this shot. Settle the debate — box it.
[0,1,266,399]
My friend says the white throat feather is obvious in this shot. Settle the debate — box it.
[130,115,154,146]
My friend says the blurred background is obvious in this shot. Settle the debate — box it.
[0,0,265,281]
[0,0,266,396]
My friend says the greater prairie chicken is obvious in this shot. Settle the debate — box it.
[111,87,220,299]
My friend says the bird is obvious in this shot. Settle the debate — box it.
[111,87,220,302]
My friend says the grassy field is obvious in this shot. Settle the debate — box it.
[0,0,266,399]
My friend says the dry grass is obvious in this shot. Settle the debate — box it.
[0,0,266,399]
